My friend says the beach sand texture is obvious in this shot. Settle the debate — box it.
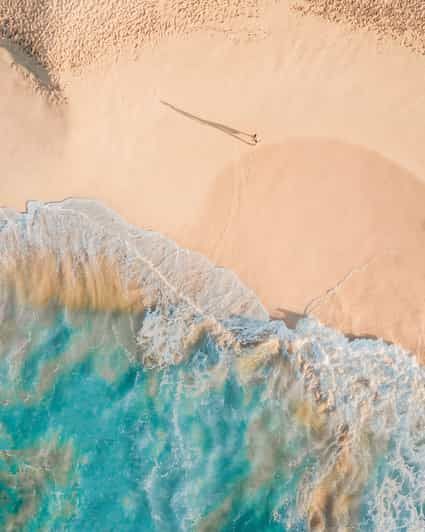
[1,0,425,362]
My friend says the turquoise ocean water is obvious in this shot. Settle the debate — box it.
[0,201,424,531]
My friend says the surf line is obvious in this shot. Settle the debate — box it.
[160,100,260,146]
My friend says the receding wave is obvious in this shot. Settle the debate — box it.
[0,199,266,315]
[0,200,423,530]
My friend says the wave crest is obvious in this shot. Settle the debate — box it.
[0,199,267,318]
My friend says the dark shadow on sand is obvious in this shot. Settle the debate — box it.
[160,100,259,146]
[270,308,305,329]
[271,307,393,345]
[0,37,58,92]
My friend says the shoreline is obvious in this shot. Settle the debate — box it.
[0,197,420,364]
[2,1,425,362]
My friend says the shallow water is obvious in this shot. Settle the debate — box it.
[0,201,424,531]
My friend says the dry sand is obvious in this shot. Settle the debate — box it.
[1,0,425,362]
[294,0,425,54]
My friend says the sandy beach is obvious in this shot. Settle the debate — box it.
[1,3,425,530]
[2,0,425,362]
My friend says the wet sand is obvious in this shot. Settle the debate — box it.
[1,1,425,362]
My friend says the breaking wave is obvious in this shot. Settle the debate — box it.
[0,200,423,531]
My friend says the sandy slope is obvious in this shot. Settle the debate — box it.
[194,139,425,361]
[1,1,425,361]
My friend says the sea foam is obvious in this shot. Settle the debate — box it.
[0,200,423,530]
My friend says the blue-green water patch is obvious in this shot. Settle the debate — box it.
[0,304,423,531]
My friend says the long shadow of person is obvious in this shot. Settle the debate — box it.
[160,100,260,146]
